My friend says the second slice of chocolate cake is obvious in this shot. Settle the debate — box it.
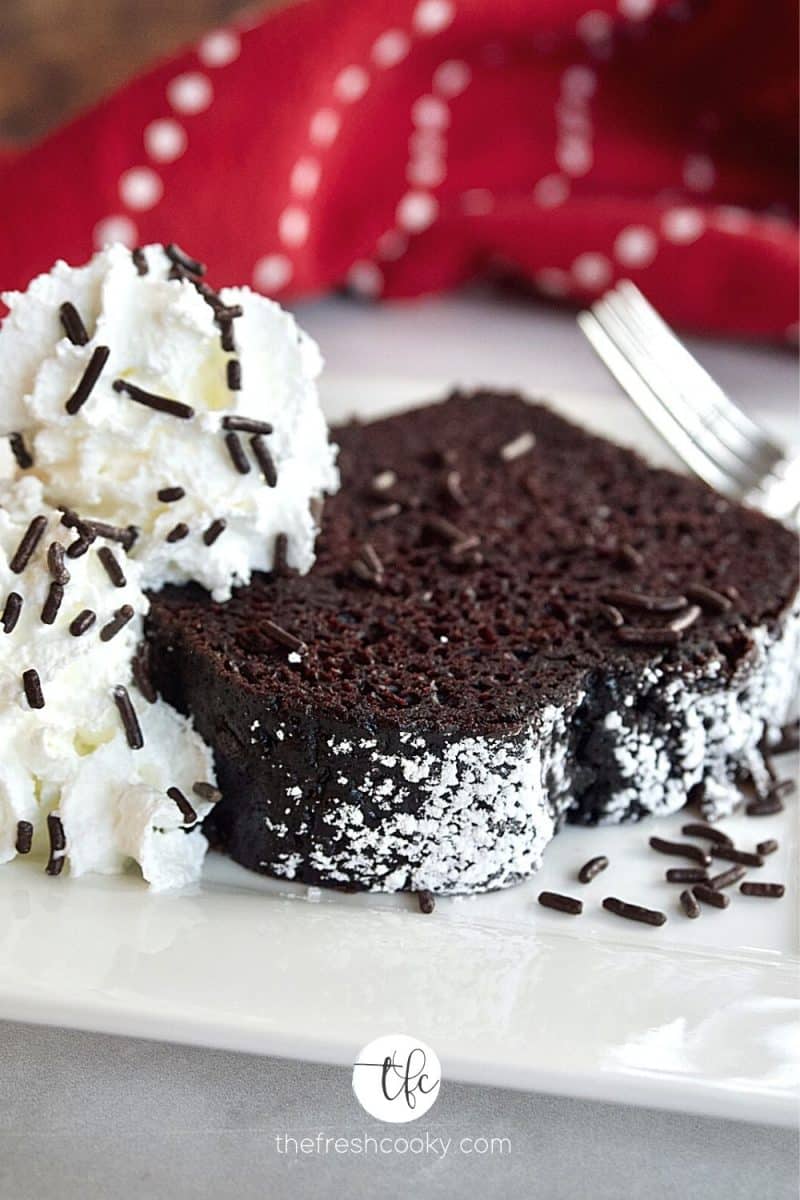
[147,392,799,893]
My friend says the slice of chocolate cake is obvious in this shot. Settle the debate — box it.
[147,392,799,894]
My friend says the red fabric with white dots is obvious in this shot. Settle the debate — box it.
[0,0,797,340]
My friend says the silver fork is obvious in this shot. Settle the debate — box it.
[577,281,799,523]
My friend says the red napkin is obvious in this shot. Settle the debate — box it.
[0,0,797,341]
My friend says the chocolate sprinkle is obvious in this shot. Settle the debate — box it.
[9,432,33,469]
[165,243,206,276]
[426,514,468,544]
[603,897,666,926]
[166,523,189,543]
[681,822,732,846]
[47,541,70,584]
[157,486,185,503]
[251,435,278,486]
[615,625,681,647]
[538,890,583,915]
[66,535,92,559]
[692,883,730,909]
[132,642,157,703]
[668,604,702,634]
[745,796,784,817]
[262,619,306,654]
[65,346,110,415]
[680,889,701,918]
[97,546,126,587]
[740,882,785,898]
[15,820,33,855]
[769,778,796,798]
[769,720,799,756]
[69,609,96,637]
[23,668,44,708]
[649,836,711,866]
[132,247,148,275]
[113,685,143,749]
[100,604,135,642]
[222,415,273,435]
[685,583,733,614]
[665,867,709,883]
[46,812,66,876]
[203,518,227,546]
[85,520,138,550]
[499,430,536,461]
[444,470,468,507]
[167,786,197,825]
[273,532,289,574]
[708,865,747,890]
[227,360,242,390]
[756,839,779,857]
[711,845,763,868]
[10,515,47,573]
[616,542,643,570]
[41,582,64,625]
[2,592,22,633]
[371,470,397,493]
[417,889,436,914]
[192,781,222,803]
[113,379,194,420]
[603,589,688,613]
[224,431,251,474]
[597,603,624,628]
[370,502,403,523]
[219,318,236,353]
[59,301,89,346]
[578,855,609,884]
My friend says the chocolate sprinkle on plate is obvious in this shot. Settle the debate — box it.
[224,431,251,474]
[65,346,110,415]
[745,796,784,817]
[740,882,785,898]
[203,518,227,546]
[2,592,22,633]
[100,605,135,642]
[165,243,206,276]
[157,486,185,503]
[15,820,33,855]
[665,867,708,883]
[578,855,608,884]
[769,778,796,798]
[685,583,732,614]
[603,897,666,926]
[113,685,143,749]
[113,379,194,421]
[69,609,96,637]
[263,619,306,654]
[222,415,273,435]
[59,301,89,346]
[711,845,764,868]
[10,514,47,573]
[166,523,189,543]
[681,822,732,846]
[649,836,711,866]
[538,891,583,915]
[41,582,64,625]
[756,839,778,857]
[97,545,126,587]
[9,432,33,469]
[417,889,436,914]
[227,360,242,391]
[46,812,66,876]
[167,786,197,825]
[603,589,688,614]
[692,883,730,909]
[708,865,747,890]
[251,435,278,486]
[680,889,701,918]
[23,669,44,709]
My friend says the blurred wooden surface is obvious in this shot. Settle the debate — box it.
[0,0,277,144]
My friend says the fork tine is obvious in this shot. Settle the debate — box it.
[590,300,763,493]
[615,281,784,463]
[577,311,743,498]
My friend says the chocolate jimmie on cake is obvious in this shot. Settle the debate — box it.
[148,392,799,895]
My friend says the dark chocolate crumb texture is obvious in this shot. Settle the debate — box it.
[147,392,799,894]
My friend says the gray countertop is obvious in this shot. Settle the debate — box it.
[1,295,797,1200]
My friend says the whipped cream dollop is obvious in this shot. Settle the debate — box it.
[0,243,338,601]
[0,476,217,890]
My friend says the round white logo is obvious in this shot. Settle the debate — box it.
[352,1033,441,1123]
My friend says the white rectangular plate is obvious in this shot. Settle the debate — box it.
[0,313,797,1127]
